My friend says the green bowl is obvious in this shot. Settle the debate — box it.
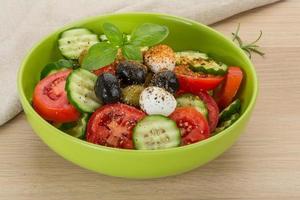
[18,12,258,179]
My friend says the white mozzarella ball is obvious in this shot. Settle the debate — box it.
[144,44,176,73]
[139,86,177,116]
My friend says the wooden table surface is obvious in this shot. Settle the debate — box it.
[1,1,300,199]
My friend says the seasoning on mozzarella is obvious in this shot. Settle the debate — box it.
[144,44,176,73]
[139,86,177,116]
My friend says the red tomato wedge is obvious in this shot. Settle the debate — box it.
[86,103,145,149]
[169,107,210,145]
[33,70,80,123]
[214,67,243,109]
[197,91,219,132]
[174,65,224,92]
[93,62,116,76]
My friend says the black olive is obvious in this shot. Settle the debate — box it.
[116,60,147,85]
[95,73,121,104]
[150,70,179,93]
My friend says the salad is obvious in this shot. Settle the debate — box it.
[32,23,243,150]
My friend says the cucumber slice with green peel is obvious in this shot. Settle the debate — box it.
[60,114,89,139]
[189,60,228,75]
[175,51,209,65]
[66,68,101,113]
[219,99,241,122]
[215,113,240,133]
[133,115,181,150]
[175,50,227,75]
[58,28,99,59]
[176,94,208,118]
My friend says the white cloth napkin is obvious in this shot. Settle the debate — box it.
[0,0,279,126]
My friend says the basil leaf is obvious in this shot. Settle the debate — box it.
[121,45,142,61]
[82,42,118,70]
[55,59,74,68]
[102,23,124,46]
[40,63,59,79]
[130,23,169,46]
[40,59,74,79]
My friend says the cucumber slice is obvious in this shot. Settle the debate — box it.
[66,68,101,113]
[58,28,99,59]
[189,60,228,75]
[219,99,241,122]
[175,50,227,75]
[60,114,89,139]
[175,51,209,65]
[215,113,240,133]
[176,94,208,118]
[40,59,74,79]
[133,115,181,150]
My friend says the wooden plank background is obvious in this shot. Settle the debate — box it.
[0,0,300,199]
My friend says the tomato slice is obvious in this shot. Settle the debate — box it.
[197,91,219,132]
[174,65,224,92]
[93,62,116,76]
[214,67,243,109]
[86,103,145,149]
[169,107,210,145]
[33,70,80,123]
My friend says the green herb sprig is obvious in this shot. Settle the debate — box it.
[82,23,169,70]
[232,24,265,59]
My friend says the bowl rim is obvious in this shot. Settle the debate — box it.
[17,12,258,154]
